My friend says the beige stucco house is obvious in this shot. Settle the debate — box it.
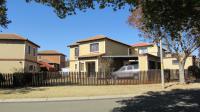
[68,35,162,74]
[0,34,40,73]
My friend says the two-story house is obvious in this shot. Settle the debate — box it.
[0,34,40,73]
[37,50,66,71]
[68,35,162,75]
[68,35,132,74]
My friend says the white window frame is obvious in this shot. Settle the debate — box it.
[90,43,99,53]
[138,47,148,54]
[172,59,179,65]
[75,47,79,57]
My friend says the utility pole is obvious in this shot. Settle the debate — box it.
[160,39,165,89]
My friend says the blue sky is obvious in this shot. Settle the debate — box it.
[2,0,198,57]
[2,0,143,57]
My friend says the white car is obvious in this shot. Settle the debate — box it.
[60,68,70,76]
[112,65,140,79]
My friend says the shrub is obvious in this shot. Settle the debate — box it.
[0,73,5,82]
[188,66,200,79]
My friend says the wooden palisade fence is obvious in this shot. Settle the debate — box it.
[0,69,186,88]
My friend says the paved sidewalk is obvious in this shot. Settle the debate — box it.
[0,94,139,103]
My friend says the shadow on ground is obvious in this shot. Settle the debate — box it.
[0,87,47,94]
[112,88,200,112]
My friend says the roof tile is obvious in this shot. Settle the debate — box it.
[132,42,154,47]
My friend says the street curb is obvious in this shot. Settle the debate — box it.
[0,94,139,103]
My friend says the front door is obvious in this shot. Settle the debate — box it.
[87,62,95,77]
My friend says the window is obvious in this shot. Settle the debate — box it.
[128,48,132,55]
[75,64,77,70]
[139,47,148,54]
[33,48,36,56]
[172,60,179,65]
[90,43,99,52]
[28,46,31,54]
[127,66,133,70]
[133,64,139,69]
[119,67,126,71]
[75,47,79,56]
[80,63,84,71]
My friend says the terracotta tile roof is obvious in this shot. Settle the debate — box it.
[68,35,131,47]
[0,34,26,40]
[38,50,65,56]
[132,42,154,47]
[38,61,54,68]
[77,35,106,43]
[0,34,40,47]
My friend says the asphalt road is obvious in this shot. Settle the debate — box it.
[0,98,125,112]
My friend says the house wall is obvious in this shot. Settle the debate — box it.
[138,55,148,71]
[105,40,130,56]
[69,59,99,72]
[0,40,25,73]
[138,54,161,71]
[24,61,39,72]
[0,61,25,73]
[25,42,38,62]
[69,47,78,61]
[38,55,60,64]
[69,61,78,72]
[0,40,39,73]
[24,42,39,72]
[0,40,25,59]
[133,44,165,57]
[69,46,78,72]
[79,40,106,56]
[163,57,194,69]
[79,59,99,72]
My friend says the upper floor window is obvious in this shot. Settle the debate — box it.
[128,48,132,55]
[28,46,31,54]
[90,43,99,52]
[172,59,179,65]
[33,48,36,56]
[75,47,79,56]
[139,47,148,54]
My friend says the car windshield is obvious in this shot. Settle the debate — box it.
[127,66,133,70]
[119,66,126,71]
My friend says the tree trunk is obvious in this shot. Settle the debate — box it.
[179,61,186,84]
